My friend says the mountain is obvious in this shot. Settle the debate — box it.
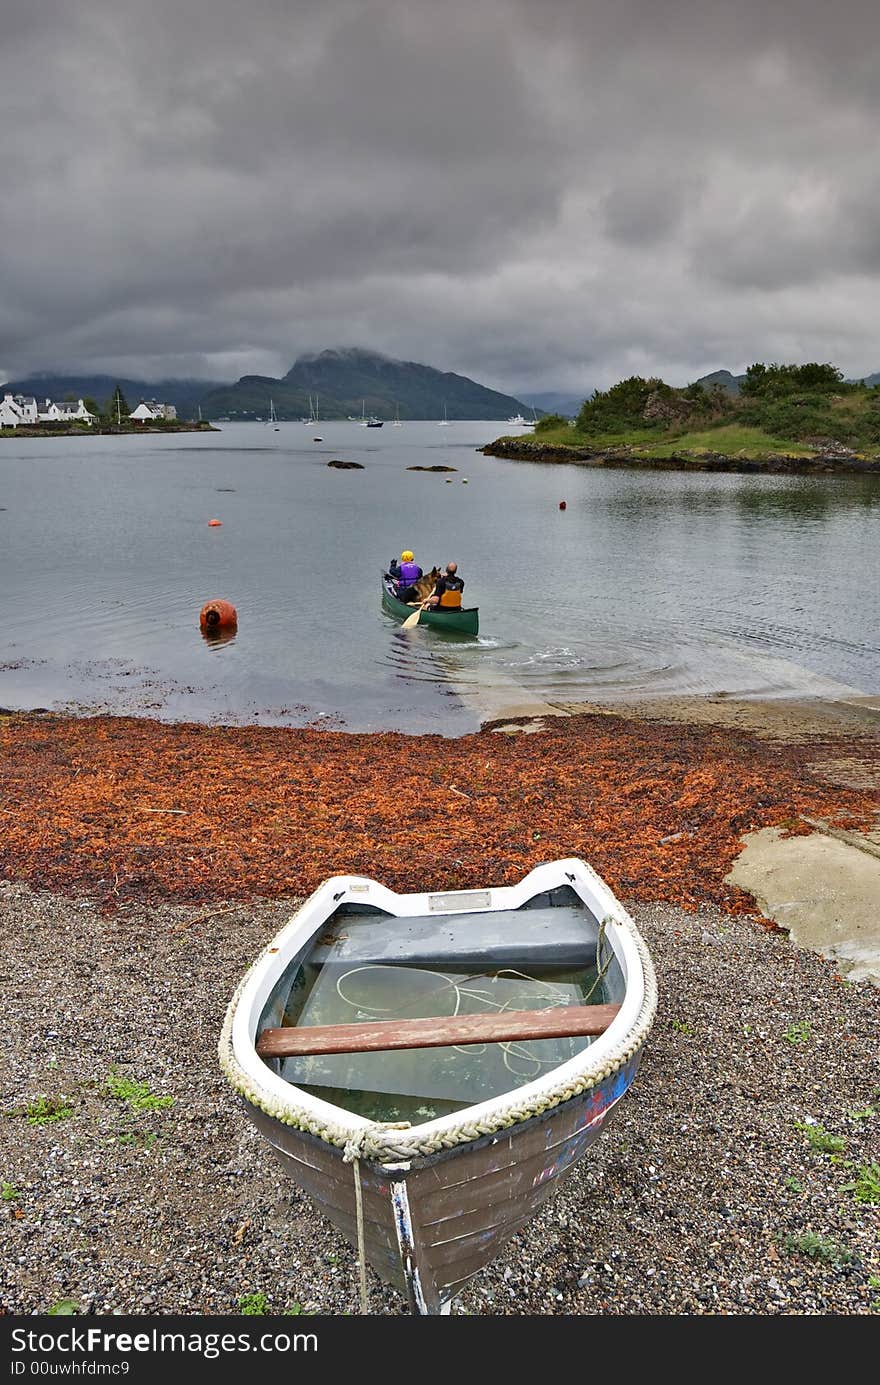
[859,371,880,387]
[691,369,745,395]
[199,348,535,420]
[0,374,222,420]
[521,391,587,418]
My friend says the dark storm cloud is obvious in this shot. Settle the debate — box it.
[1,0,879,392]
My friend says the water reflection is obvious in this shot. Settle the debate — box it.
[200,628,237,649]
[606,474,880,524]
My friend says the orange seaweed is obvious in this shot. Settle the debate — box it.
[0,711,876,917]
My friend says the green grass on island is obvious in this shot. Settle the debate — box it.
[512,363,880,463]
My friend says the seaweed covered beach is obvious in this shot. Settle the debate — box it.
[1,708,878,916]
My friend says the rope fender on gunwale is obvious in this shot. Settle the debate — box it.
[218,915,657,1164]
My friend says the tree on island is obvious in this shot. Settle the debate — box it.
[106,385,130,422]
[740,362,846,398]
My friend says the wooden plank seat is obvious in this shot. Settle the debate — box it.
[256,1003,621,1058]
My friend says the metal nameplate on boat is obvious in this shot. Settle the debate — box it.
[428,890,491,912]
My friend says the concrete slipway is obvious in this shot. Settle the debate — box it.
[726,824,880,988]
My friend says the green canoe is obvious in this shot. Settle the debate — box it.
[381,573,479,636]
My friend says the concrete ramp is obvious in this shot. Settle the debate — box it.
[726,826,880,987]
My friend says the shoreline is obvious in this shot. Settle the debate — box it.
[2,696,879,1315]
[481,438,880,475]
[0,422,218,439]
[2,697,878,917]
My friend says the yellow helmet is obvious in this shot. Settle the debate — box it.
[401,550,414,562]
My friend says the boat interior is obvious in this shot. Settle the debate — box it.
[256,886,625,1125]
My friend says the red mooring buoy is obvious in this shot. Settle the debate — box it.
[559,500,567,510]
[199,599,238,634]
[208,518,223,527]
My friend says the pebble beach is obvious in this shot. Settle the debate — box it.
[1,700,879,1317]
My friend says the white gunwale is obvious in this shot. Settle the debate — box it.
[229,857,647,1152]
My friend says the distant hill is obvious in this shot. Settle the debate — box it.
[859,371,880,388]
[691,369,745,395]
[522,391,587,418]
[199,348,534,420]
[0,374,221,420]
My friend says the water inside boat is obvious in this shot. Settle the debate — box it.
[260,891,625,1125]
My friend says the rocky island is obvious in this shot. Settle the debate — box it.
[484,363,880,474]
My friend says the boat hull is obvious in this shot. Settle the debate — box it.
[242,1053,640,1313]
[381,576,479,637]
[221,859,656,1314]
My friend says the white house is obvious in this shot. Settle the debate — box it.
[0,392,95,427]
[129,400,176,422]
[42,399,95,424]
[0,392,39,426]
[0,393,25,428]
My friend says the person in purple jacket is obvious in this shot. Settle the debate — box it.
[393,549,423,603]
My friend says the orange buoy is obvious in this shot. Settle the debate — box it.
[208,518,223,527]
[199,599,238,635]
[559,501,567,510]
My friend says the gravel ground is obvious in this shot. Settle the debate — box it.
[1,880,877,1317]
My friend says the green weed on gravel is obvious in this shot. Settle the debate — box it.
[841,1163,880,1206]
[781,1232,855,1266]
[795,1121,846,1155]
[20,1096,74,1126]
[105,1069,174,1113]
[238,1293,312,1316]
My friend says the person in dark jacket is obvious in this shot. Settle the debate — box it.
[394,549,423,603]
[423,561,464,610]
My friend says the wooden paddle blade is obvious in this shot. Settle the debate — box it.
[402,608,421,629]
[256,1003,621,1057]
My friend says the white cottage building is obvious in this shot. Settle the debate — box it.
[42,399,95,423]
[0,392,95,428]
[0,393,39,426]
[129,400,177,422]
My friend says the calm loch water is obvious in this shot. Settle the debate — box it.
[1,422,878,733]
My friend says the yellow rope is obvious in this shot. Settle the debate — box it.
[351,1158,369,1314]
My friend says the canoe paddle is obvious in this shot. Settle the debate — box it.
[402,606,422,629]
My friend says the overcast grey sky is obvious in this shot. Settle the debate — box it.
[2,0,878,392]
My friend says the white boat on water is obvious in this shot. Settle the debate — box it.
[358,399,383,427]
[220,857,656,1315]
[506,413,531,426]
[266,399,280,430]
[437,401,452,426]
[392,404,403,427]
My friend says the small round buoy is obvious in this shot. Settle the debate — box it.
[313,436,323,441]
[445,478,453,483]
[208,518,223,526]
[199,599,238,634]
[559,501,567,510]
[462,478,469,484]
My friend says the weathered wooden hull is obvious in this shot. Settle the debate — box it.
[381,576,479,636]
[242,1054,641,1313]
